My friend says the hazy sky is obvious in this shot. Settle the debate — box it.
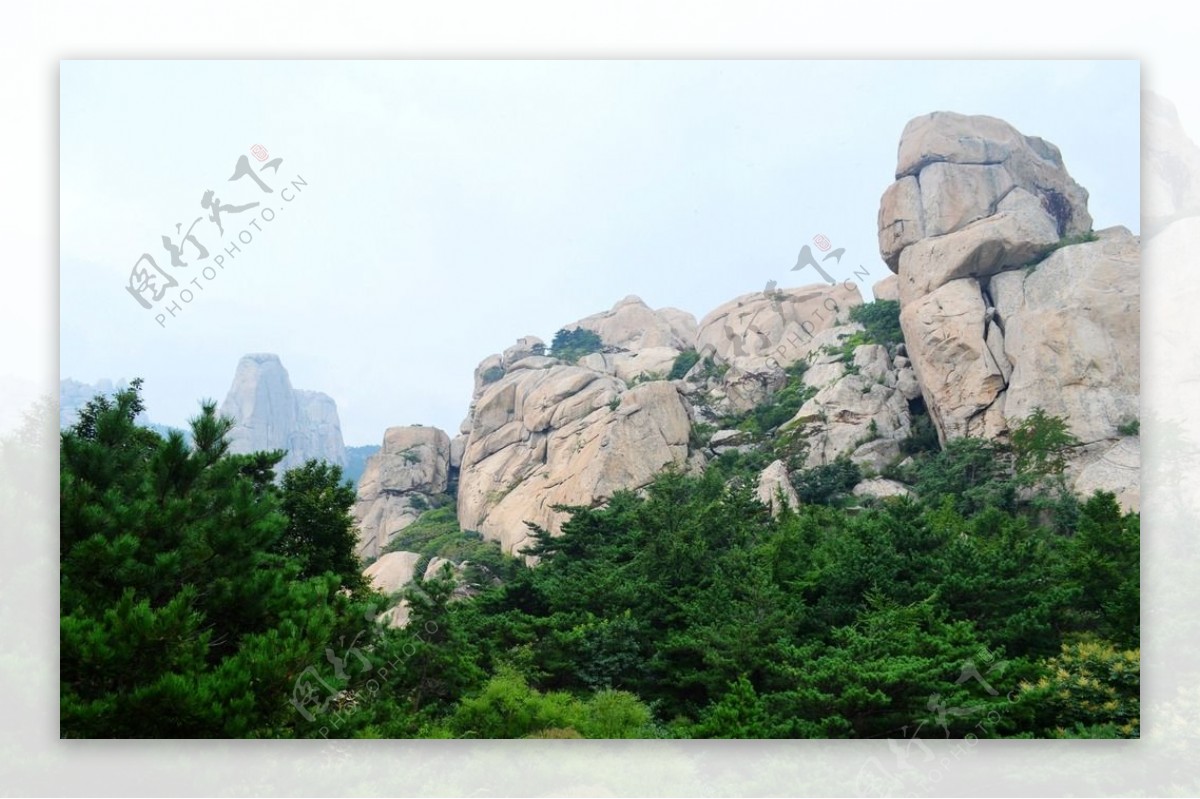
[60,60,1139,444]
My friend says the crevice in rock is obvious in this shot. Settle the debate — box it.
[988,184,1019,217]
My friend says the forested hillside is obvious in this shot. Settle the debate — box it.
[60,381,1138,738]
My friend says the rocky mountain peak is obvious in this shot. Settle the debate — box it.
[879,112,1139,509]
[219,353,347,474]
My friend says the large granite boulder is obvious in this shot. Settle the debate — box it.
[568,295,697,351]
[695,283,862,370]
[988,228,1140,444]
[353,425,451,559]
[457,360,694,554]
[880,111,1092,272]
[878,113,1139,508]
[756,459,800,515]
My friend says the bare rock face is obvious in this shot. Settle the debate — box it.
[853,478,913,501]
[787,342,913,471]
[364,550,423,595]
[988,228,1140,444]
[896,188,1060,304]
[569,295,697,351]
[872,275,900,302]
[219,353,347,474]
[757,459,800,515]
[878,112,1139,508]
[880,112,1092,273]
[457,360,693,554]
[579,346,682,383]
[900,278,1008,440]
[696,283,862,370]
[353,425,451,559]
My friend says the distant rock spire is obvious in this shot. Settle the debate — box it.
[218,353,347,474]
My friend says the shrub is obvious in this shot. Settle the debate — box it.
[1009,407,1080,480]
[793,458,861,505]
[549,327,604,364]
[480,366,506,384]
[911,436,1015,515]
[1117,418,1139,437]
[669,349,702,380]
[848,300,903,348]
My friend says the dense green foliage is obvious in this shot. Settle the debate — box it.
[61,383,1138,739]
[849,299,904,348]
[427,462,1138,739]
[669,349,701,380]
[549,327,604,364]
[381,506,524,587]
[60,382,375,737]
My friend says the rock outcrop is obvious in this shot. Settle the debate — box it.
[696,283,862,370]
[457,360,693,555]
[756,459,800,515]
[364,550,423,595]
[219,353,347,474]
[878,111,1092,273]
[353,425,451,559]
[878,112,1139,508]
[349,110,1141,557]
[450,283,922,551]
[788,338,915,472]
[570,294,697,351]
[452,297,706,555]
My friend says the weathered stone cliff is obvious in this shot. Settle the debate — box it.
[219,353,347,474]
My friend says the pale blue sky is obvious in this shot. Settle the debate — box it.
[59,60,1139,444]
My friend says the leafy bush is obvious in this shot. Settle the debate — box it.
[480,366,506,384]
[670,349,702,380]
[1117,418,1139,437]
[910,436,1015,515]
[1015,638,1139,738]
[1010,407,1081,480]
[848,300,903,348]
[383,506,523,583]
[449,668,653,738]
[793,457,861,505]
[699,356,729,380]
[689,422,716,450]
[549,327,604,364]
